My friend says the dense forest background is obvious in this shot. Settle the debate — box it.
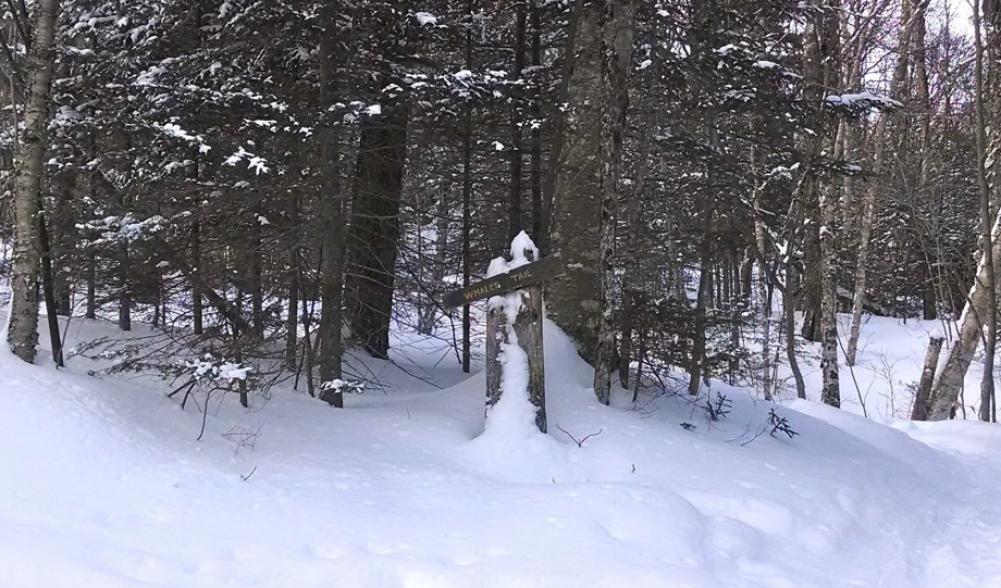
[0,0,995,422]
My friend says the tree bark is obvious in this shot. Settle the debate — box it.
[117,206,131,332]
[344,102,409,359]
[913,2,936,322]
[593,0,636,405]
[529,1,543,241]
[285,193,301,371]
[689,214,713,396]
[547,0,609,363]
[188,155,203,335]
[507,3,526,241]
[799,225,822,342]
[512,285,547,432]
[50,168,73,316]
[7,0,60,363]
[460,0,473,374]
[911,335,944,420]
[785,267,807,398]
[38,208,62,366]
[802,0,841,407]
[973,0,996,422]
[85,248,96,319]
[317,0,346,407]
[417,194,449,334]
[540,0,585,255]
[248,218,264,340]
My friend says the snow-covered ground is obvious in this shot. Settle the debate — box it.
[4,309,1001,587]
[778,313,986,421]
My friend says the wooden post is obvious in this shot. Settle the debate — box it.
[485,302,506,407]
[483,286,546,433]
[911,336,944,421]
[446,236,558,435]
[512,285,546,432]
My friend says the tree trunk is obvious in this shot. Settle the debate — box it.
[285,194,301,371]
[38,208,63,366]
[460,0,473,374]
[317,0,346,408]
[417,194,450,334]
[689,219,713,396]
[799,225,822,342]
[592,0,636,405]
[818,239,840,407]
[803,0,840,407]
[118,213,131,332]
[507,3,526,241]
[248,219,264,340]
[7,0,60,363]
[85,248,96,319]
[540,0,585,254]
[190,158,203,335]
[529,1,543,241]
[911,335,944,420]
[914,2,936,323]
[548,0,606,363]
[750,135,772,400]
[785,267,807,398]
[973,0,996,422]
[617,31,656,391]
[50,169,73,316]
[344,102,409,359]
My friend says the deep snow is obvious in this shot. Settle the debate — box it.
[3,310,1001,587]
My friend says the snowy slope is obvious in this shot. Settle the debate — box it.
[3,313,1001,587]
[770,313,992,421]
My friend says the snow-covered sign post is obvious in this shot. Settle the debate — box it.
[443,232,560,433]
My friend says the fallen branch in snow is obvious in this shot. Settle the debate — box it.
[167,378,198,409]
[197,390,212,441]
[557,425,604,448]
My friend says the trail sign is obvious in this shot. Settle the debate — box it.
[442,255,563,309]
[446,235,559,434]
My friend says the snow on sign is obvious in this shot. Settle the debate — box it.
[441,255,562,309]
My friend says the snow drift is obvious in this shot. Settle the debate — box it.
[2,315,1001,587]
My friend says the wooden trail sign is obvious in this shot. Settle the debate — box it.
[442,255,562,309]
[444,239,560,434]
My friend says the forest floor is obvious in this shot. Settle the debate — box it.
[3,309,1001,587]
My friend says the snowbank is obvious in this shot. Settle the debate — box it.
[3,313,1001,587]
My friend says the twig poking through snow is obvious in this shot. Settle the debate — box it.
[557,425,604,448]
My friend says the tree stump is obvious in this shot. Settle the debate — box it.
[911,335,944,421]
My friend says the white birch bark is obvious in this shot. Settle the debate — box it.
[7,0,61,363]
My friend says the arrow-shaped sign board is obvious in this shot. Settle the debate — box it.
[442,256,563,309]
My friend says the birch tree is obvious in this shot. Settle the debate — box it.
[7,0,61,363]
